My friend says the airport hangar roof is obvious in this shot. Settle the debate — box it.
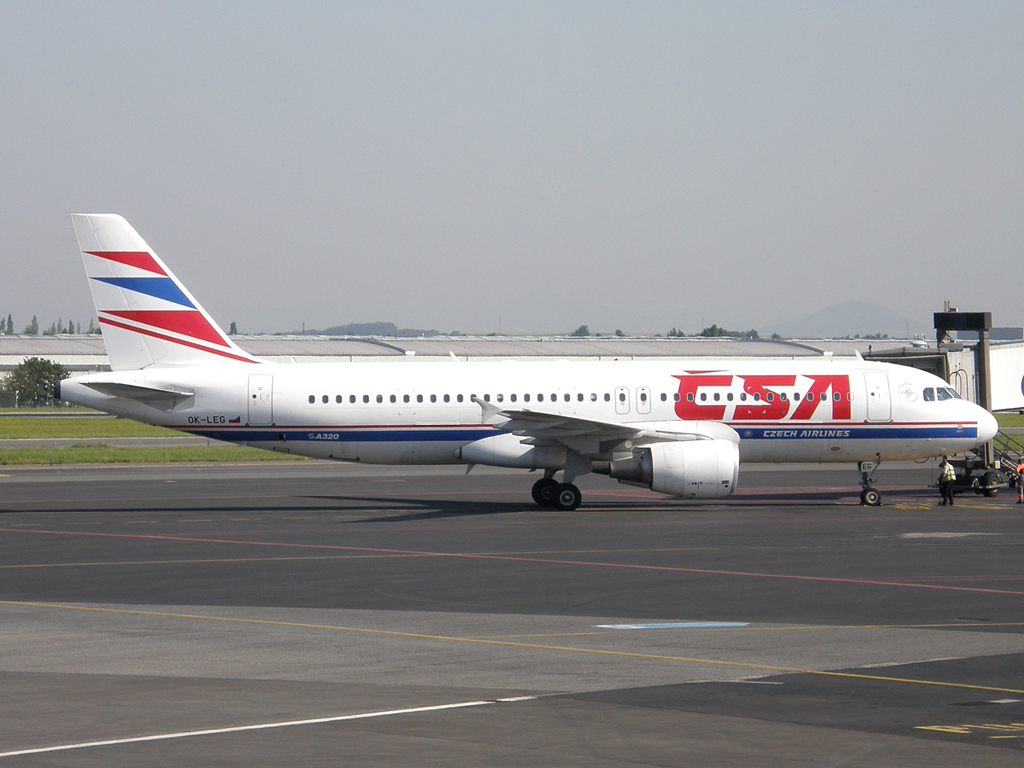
[0,334,919,372]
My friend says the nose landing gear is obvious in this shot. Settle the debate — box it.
[858,459,882,506]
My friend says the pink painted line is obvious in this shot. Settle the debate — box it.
[881,575,1024,584]
[2,527,1023,597]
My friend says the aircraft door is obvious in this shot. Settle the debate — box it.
[555,388,577,415]
[247,374,274,426]
[615,386,630,415]
[864,372,891,422]
[636,386,651,415]
[397,389,416,417]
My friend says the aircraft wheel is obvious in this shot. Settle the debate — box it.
[531,478,559,506]
[860,488,881,506]
[552,483,582,511]
[982,471,1000,498]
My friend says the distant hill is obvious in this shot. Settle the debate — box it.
[293,321,444,337]
[766,301,930,339]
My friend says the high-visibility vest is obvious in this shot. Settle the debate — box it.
[943,464,957,482]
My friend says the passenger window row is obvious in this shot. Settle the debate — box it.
[308,393,464,404]
[306,391,631,405]
[685,391,850,403]
[306,389,855,406]
[307,393,602,405]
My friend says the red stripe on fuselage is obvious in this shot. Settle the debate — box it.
[103,310,229,347]
[98,316,258,364]
[86,251,166,275]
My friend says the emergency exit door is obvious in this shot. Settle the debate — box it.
[248,374,274,426]
[864,372,891,422]
[636,386,651,414]
[614,386,630,415]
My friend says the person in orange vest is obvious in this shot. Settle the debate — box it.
[1016,458,1024,504]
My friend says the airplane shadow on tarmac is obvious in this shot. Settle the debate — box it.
[303,484,954,524]
[302,494,550,523]
[0,485,963,519]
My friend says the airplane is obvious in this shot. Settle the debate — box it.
[59,214,999,509]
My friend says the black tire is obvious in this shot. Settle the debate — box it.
[982,470,1000,498]
[552,483,582,511]
[531,478,559,506]
[861,488,881,506]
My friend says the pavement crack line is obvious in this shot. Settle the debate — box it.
[4,600,1024,698]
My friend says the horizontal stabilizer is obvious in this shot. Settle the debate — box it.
[82,381,195,402]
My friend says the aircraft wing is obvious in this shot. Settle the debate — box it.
[471,396,738,457]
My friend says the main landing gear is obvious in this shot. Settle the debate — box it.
[531,473,582,511]
[858,459,882,506]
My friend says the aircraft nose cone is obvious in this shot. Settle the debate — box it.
[978,408,999,443]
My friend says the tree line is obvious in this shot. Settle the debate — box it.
[0,314,101,336]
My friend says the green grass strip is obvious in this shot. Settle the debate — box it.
[997,413,1024,428]
[0,445,307,465]
[0,418,178,439]
[0,407,91,414]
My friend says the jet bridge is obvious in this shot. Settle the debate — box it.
[865,311,1024,492]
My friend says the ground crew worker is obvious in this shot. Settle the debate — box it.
[1016,458,1024,504]
[939,457,956,507]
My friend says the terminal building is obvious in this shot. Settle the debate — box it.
[2,331,1024,412]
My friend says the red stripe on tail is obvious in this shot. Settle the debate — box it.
[97,317,256,363]
[86,251,166,275]
[103,310,229,347]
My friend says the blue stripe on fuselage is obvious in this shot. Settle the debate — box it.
[734,426,977,440]
[178,424,977,443]
[182,427,504,443]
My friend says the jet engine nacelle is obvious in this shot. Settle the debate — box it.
[596,439,739,498]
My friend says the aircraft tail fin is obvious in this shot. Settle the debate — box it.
[72,214,261,371]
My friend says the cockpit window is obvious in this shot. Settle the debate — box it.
[946,387,962,399]
[936,388,952,401]
[923,388,934,401]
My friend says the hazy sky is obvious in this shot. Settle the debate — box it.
[1,2,1021,335]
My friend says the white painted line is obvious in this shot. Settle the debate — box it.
[990,699,1023,704]
[0,698,533,759]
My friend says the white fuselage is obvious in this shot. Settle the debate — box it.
[61,357,998,467]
